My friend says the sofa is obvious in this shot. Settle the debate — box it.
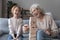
[0,18,29,40]
[0,18,60,40]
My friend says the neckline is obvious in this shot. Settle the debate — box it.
[37,15,45,22]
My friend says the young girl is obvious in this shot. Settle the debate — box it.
[8,5,23,40]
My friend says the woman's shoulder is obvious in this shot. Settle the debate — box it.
[45,14,54,21]
[45,14,52,18]
[29,17,37,19]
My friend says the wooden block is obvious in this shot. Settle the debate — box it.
[29,17,37,40]
[30,37,36,40]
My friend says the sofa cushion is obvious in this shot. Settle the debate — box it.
[55,20,60,28]
[0,18,9,34]
[23,20,29,25]
[0,30,3,36]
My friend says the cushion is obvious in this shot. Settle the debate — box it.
[0,30,3,36]
[55,20,60,28]
[0,18,9,35]
[23,20,29,25]
[45,12,53,17]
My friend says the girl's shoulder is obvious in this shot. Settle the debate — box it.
[8,18,23,22]
[8,17,22,20]
[8,17,13,21]
[8,18,13,22]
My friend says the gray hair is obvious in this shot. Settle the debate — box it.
[30,4,41,14]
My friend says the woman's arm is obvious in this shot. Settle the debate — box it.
[49,16,58,36]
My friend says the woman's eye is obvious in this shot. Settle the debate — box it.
[33,10,35,12]
[32,10,35,13]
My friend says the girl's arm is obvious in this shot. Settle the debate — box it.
[17,19,23,38]
[8,19,15,38]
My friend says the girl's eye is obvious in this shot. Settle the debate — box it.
[16,10,18,11]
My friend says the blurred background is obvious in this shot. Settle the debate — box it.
[0,0,60,40]
[0,0,60,20]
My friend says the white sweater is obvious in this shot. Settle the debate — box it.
[29,14,58,36]
[8,18,23,37]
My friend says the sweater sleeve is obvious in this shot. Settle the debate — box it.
[49,16,58,36]
[8,19,14,37]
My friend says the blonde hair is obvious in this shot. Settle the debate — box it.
[10,5,22,17]
[11,5,21,14]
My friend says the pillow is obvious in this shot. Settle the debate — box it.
[23,20,29,25]
[45,12,53,17]
[0,26,9,34]
[0,29,9,36]
[0,18,8,25]
[55,20,60,28]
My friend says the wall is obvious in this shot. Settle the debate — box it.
[8,0,60,20]
[0,0,7,18]
[2,0,7,18]
[0,0,2,17]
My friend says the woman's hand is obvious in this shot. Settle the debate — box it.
[45,29,51,36]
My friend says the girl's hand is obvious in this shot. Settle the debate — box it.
[13,37,18,40]
[16,36,18,39]
[13,37,16,40]
[13,36,16,39]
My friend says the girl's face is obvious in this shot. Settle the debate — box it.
[31,8,41,18]
[13,7,21,17]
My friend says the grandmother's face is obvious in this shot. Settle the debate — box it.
[31,8,41,18]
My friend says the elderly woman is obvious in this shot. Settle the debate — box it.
[29,4,58,40]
